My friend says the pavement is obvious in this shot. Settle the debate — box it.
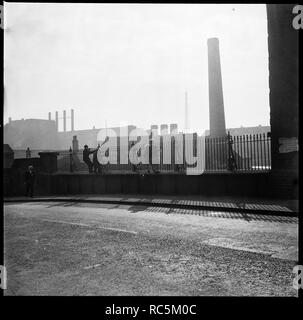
[4,201,298,296]
[4,194,298,216]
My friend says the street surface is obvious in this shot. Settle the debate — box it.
[4,201,298,296]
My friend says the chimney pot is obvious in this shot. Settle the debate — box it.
[63,110,66,132]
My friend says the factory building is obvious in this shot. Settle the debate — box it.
[4,108,179,152]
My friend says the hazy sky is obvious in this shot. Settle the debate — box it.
[4,3,270,134]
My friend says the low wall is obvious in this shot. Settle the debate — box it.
[3,169,53,197]
[4,170,297,199]
[50,172,274,198]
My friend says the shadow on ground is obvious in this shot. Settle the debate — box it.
[7,200,297,224]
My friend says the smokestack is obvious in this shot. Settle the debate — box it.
[55,111,59,131]
[170,123,178,134]
[151,125,158,136]
[207,38,226,137]
[160,124,168,135]
[71,109,74,131]
[63,110,66,132]
[48,112,51,120]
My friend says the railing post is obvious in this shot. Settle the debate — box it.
[227,132,236,172]
[69,147,73,173]
[227,132,232,171]
[267,132,271,169]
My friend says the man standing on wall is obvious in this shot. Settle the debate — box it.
[24,165,35,197]
[26,147,31,158]
[83,145,99,173]
[93,144,102,174]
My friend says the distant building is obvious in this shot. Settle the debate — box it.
[4,110,183,153]
[56,125,137,150]
[3,116,137,151]
[4,118,58,150]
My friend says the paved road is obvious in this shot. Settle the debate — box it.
[4,201,298,296]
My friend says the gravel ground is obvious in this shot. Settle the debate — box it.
[4,202,298,296]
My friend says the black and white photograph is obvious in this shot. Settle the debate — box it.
[1,1,300,305]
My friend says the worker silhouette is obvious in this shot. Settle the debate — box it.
[24,165,35,197]
[26,147,31,159]
[93,144,102,174]
[83,145,99,173]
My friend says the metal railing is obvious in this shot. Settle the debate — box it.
[12,132,271,174]
[229,132,271,171]
[205,132,271,172]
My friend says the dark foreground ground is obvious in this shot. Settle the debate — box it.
[4,201,298,296]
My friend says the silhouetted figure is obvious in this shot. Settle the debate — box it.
[24,165,35,197]
[83,145,99,173]
[26,147,31,158]
[227,133,237,171]
[93,144,102,174]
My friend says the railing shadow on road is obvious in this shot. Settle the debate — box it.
[45,201,83,208]
[13,200,297,224]
[112,204,297,224]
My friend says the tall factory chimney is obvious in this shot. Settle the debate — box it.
[63,110,66,132]
[207,38,226,137]
[55,111,59,131]
[170,123,178,134]
[151,125,158,136]
[71,109,74,131]
[160,124,168,135]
